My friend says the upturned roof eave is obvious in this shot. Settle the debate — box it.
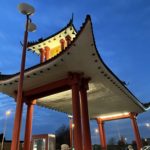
[27,17,77,48]
[88,15,146,112]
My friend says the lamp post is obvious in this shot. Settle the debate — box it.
[11,3,36,150]
[124,137,127,144]
[1,110,11,150]
[94,128,99,150]
[68,115,75,150]
[95,128,99,144]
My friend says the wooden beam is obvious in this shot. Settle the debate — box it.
[98,113,131,122]
[24,73,83,100]
[24,78,70,100]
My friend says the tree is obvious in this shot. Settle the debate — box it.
[108,137,116,145]
[141,138,148,146]
[0,133,5,142]
[132,140,137,150]
[55,124,70,149]
[117,136,126,150]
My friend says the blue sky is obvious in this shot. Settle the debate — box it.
[0,0,150,144]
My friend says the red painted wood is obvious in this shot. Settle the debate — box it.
[65,35,71,46]
[60,39,65,50]
[130,113,142,150]
[45,46,51,60]
[80,84,92,150]
[97,119,107,150]
[24,100,35,150]
[24,78,71,100]
[72,83,83,150]
[100,114,130,122]
[39,48,45,63]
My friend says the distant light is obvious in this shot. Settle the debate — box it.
[145,123,150,127]
[145,138,147,142]
[72,123,75,128]
[125,137,127,141]
[5,110,11,116]
[68,115,73,119]
[95,128,99,133]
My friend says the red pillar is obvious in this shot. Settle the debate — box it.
[130,113,142,150]
[24,100,36,150]
[45,46,51,61]
[65,35,71,46]
[39,48,45,63]
[96,118,107,150]
[60,39,65,50]
[71,83,83,150]
[80,80,92,150]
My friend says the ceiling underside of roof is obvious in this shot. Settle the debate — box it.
[0,16,145,118]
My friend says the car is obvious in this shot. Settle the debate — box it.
[141,146,150,150]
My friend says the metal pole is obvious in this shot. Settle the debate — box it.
[72,123,74,150]
[11,15,29,150]
[1,115,8,150]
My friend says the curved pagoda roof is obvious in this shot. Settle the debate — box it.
[0,15,149,119]
[27,18,77,55]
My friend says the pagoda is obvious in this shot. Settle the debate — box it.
[0,15,149,150]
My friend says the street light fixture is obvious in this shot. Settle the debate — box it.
[94,128,99,146]
[124,137,127,144]
[68,115,74,150]
[11,3,36,150]
[5,110,11,116]
[95,128,99,134]
[18,3,35,15]
[1,110,11,150]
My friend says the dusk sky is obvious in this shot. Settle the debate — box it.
[0,0,150,145]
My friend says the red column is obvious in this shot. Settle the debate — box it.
[45,46,51,61]
[80,80,92,150]
[96,118,107,150]
[39,48,45,63]
[65,35,71,46]
[71,83,83,150]
[24,100,36,150]
[69,118,73,148]
[130,113,142,150]
[60,39,65,50]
